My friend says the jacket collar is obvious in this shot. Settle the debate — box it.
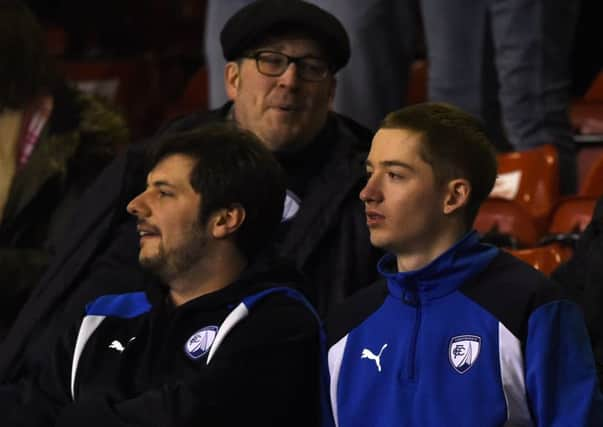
[145,253,303,313]
[378,231,499,302]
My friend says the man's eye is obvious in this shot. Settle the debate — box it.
[388,172,403,180]
[304,60,326,72]
[261,55,284,66]
[159,190,172,198]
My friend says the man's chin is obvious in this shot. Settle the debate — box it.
[140,256,165,276]
[264,131,311,153]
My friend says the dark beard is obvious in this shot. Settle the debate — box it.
[140,222,208,283]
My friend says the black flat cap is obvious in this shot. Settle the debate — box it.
[220,0,350,72]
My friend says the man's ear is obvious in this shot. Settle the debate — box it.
[225,62,240,101]
[209,204,246,239]
[443,179,471,215]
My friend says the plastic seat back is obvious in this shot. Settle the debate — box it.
[474,199,541,248]
[506,243,571,276]
[490,144,560,233]
[580,155,603,197]
[549,197,597,234]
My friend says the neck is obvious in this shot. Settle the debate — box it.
[396,225,467,272]
[168,245,248,306]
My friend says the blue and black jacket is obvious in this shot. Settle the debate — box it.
[5,261,325,427]
[328,232,603,426]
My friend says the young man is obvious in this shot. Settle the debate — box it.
[0,0,379,384]
[4,125,323,426]
[327,103,603,426]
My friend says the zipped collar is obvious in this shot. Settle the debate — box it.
[378,231,499,302]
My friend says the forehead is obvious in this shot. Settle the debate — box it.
[368,128,427,165]
[251,32,327,57]
[148,154,196,187]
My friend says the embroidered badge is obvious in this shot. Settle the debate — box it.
[185,326,218,360]
[361,343,388,372]
[449,335,481,374]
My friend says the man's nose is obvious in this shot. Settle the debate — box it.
[277,62,300,88]
[126,193,149,218]
[359,175,382,203]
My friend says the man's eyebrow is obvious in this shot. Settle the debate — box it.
[364,160,414,170]
[146,180,176,189]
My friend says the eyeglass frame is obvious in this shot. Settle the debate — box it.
[243,50,333,82]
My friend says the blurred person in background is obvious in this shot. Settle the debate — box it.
[421,0,579,194]
[0,0,127,336]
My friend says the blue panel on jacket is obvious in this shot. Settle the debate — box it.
[85,292,151,318]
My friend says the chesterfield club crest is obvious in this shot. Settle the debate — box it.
[449,335,481,374]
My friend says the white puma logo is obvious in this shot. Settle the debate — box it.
[361,343,388,372]
[109,340,125,352]
[108,337,136,353]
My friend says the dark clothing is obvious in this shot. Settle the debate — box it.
[0,83,127,334]
[552,196,603,387]
[4,262,322,427]
[0,103,379,385]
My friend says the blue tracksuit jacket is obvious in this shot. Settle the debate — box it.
[327,232,603,426]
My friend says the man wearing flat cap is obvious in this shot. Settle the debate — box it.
[0,0,380,394]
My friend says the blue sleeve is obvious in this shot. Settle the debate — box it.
[525,300,603,426]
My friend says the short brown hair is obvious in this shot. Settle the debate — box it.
[148,123,286,259]
[381,103,497,227]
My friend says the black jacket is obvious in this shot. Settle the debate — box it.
[552,196,603,386]
[4,261,322,427]
[0,104,380,384]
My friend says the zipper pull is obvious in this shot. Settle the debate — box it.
[403,289,419,307]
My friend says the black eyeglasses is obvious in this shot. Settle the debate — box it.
[245,50,331,82]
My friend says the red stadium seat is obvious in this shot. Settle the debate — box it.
[506,243,571,276]
[548,197,597,234]
[491,144,560,234]
[474,199,541,248]
[580,154,603,197]
[478,144,560,247]
[539,196,597,249]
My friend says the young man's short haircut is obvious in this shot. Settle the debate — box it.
[148,124,286,259]
[381,103,498,226]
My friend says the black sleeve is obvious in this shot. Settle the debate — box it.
[3,320,81,427]
[54,298,322,427]
[0,248,49,332]
[552,196,603,386]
